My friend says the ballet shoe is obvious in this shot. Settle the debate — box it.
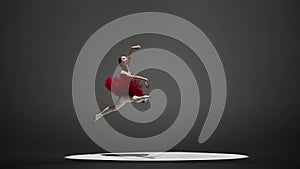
[95,114,103,121]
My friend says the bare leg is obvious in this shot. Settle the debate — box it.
[95,95,131,121]
[132,95,150,103]
[94,105,115,121]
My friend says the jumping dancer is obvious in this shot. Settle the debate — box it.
[95,44,150,121]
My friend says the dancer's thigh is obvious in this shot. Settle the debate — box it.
[115,95,130,109]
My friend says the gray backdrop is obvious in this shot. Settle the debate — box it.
[1,0,299,168]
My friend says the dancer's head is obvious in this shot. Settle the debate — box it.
[118,55,128,68]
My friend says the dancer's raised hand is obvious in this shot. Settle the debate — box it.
[131,44,141,49]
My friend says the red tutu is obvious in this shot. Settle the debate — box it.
[104,75,145,97]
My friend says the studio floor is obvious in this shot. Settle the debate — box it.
[1,150,297,169]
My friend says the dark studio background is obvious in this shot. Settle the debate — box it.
[1,0,299,168]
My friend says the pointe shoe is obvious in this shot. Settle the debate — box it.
[95,114,103,121]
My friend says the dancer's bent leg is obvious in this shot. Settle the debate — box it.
[95,95,131,121]
[132,95,150,103]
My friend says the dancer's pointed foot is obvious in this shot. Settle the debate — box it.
[95,113,103,121]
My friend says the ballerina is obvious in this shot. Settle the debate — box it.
[95,44,150,121]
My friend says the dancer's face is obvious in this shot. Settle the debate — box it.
[119,56,128,68]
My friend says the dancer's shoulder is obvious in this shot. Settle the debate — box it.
[120,70,131,75]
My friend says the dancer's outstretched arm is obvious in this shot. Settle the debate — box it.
[127,44,141,65]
